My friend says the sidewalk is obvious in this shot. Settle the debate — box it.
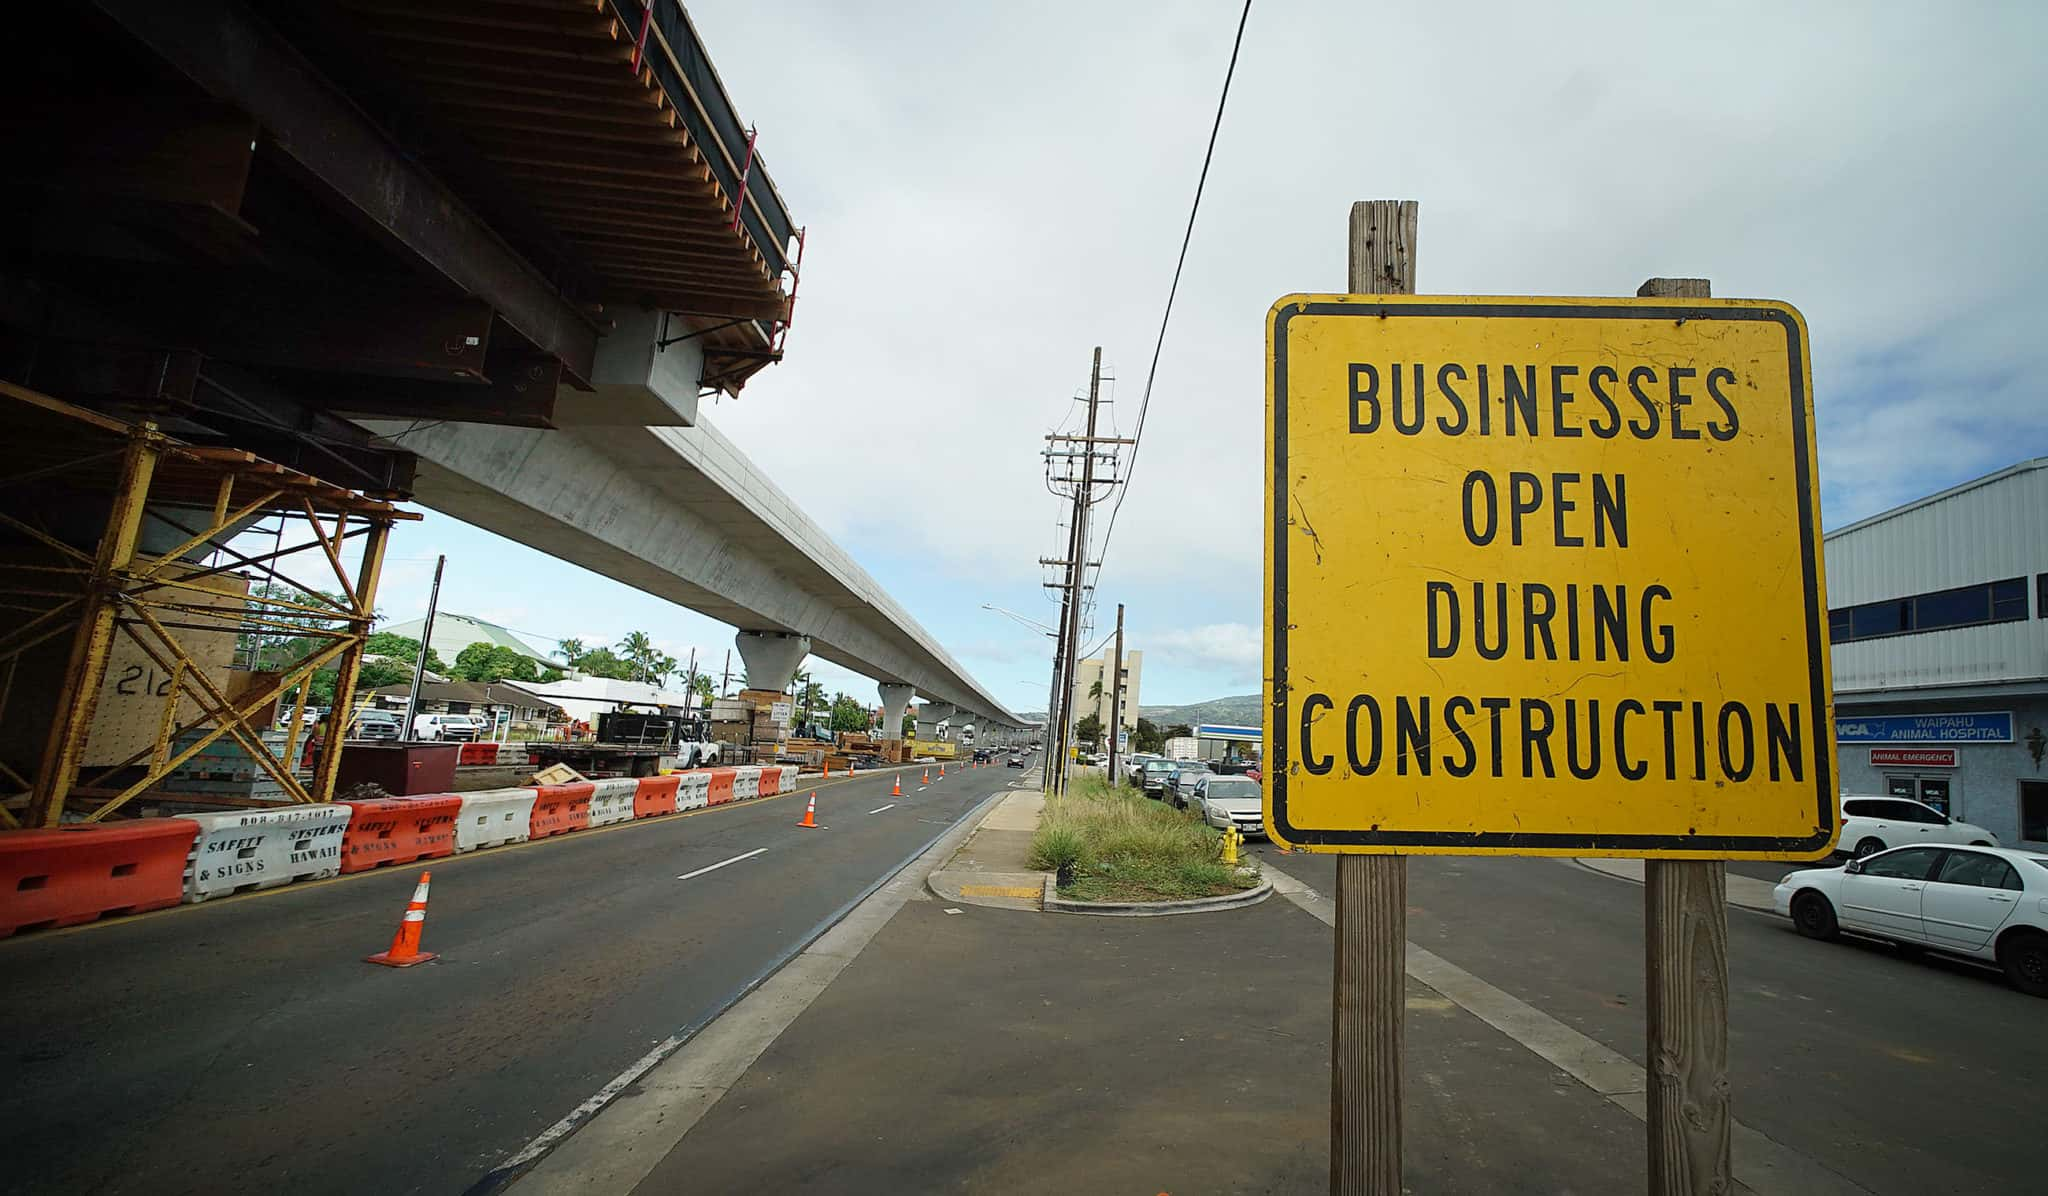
[927,788,1046,910]
[513,791,1653,1193]
[625,882,1642,1194]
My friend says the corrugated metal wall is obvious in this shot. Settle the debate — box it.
[1825,461,2047,693]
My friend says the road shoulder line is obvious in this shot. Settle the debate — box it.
[1260,857,1871,1196]
[500,791,1007,1196]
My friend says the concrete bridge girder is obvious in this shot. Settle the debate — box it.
[358,417,1020,722]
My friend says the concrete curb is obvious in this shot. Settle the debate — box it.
[1040,874,1272,917]
[1567,857,1782,914]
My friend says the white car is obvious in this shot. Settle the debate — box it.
[1774,844,2048,996]
[1837,795,1997,859]
[1192,774,1265,838]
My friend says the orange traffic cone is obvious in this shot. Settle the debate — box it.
[892,775,903,796]
[939,763,946,777]
[824,762,832,778]
[921,769,930,784]
[366,872,438,967]
[797,793,818,829]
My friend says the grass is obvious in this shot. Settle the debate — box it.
[1029,773,1259,902]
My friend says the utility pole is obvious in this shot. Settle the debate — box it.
[719,649,732,699]
[1108,601,1125,786]
[683,647,698,718]
[402,554,445,743]
[1045,347,1108,796]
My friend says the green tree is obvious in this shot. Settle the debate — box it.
[690,673,715,704]
[825,693,867,733]
[795,672,826,724]
[364,632,446,676]
[572,646,635,680]
[356,659,411,691]
[557,637,586,666]
[1131,718,1165,755]
[902,710,917,738]
[1088,678,1103,701]
[616,631,661,682]
[451,642,543,683]
[1165,724,1193,739]
[1075,712,1103,749]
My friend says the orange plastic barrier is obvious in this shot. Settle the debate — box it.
[458,742,500,766]
[633,775,680,819]
[0,821,199,936]
[528,782,593,839]
[337,796,459,874]
[758,767,782,798]
[705,768,737,806]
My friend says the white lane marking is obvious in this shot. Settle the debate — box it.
[917,786,928,792]
[868,804,896,815]
[676,847,767,881]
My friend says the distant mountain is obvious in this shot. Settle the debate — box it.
[1138,694,1261,729]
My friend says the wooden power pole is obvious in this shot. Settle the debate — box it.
[1638,275,1733,1195]
[1331,199,1417,1196]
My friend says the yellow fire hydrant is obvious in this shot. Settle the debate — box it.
[1220,825,1241,866]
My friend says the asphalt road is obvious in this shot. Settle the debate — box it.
[0,758,1030,1196]
[1255,847,2046,1194]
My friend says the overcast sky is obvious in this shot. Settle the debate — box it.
[356,0,2046,712]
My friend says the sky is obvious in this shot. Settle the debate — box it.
[300,0,2048,712]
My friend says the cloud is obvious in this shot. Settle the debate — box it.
[1149,623,1261,676]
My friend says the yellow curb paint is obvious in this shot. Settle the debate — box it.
[960,884,1042,899]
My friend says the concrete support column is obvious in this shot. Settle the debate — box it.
[734,631,810,694]
[879,682,914,741]
[915,701,954,742]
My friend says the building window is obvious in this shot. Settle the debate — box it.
[2022,781,2048,844]
[1827,576,2030,644]
[2038,573,2047,619]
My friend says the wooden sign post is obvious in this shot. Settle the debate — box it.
[1331,199,1416,1196]
[1638,276,1733,1195]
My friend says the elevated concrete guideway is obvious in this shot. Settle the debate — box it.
[362,416,1023,725]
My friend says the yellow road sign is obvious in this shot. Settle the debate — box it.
[1264,295,1835,859]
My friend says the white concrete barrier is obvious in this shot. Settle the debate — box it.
[455,787,538,852]
[732,765,761,802]
[676,771,711,812]
[182,804,351,902]
[588,777,638,827]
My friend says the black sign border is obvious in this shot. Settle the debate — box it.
[1269,299,1834,855]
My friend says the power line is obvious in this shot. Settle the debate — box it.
[1088,0,1253,595]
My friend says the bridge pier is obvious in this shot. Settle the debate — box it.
[878,682,914,741]
[915,702,954,742]
[734,631,810,694]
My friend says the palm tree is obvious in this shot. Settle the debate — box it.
[558,637,586,666]
[616,631,658,682]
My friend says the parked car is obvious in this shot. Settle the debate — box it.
[1168,762,1212,809]
[412,712,480,742]
[1838,795,1997,859]
[348,709,403,741]
[1140,758,1179,798]
[1193,774,1265,838]
[1773,844,2048,996]
[1007,752,1024,768]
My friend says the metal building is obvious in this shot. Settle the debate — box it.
[1825,458,2048,846]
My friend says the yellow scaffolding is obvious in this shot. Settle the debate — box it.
[0,382,417,827]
